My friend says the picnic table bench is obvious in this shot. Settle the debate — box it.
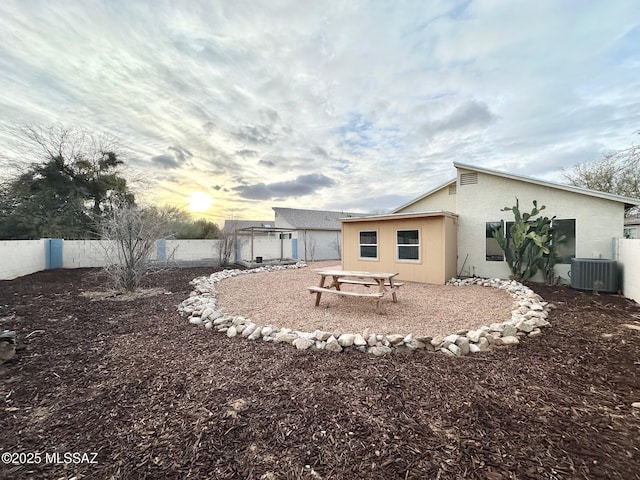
[307,269,402,314]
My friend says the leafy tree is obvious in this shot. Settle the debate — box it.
[562,142,640,214]
[171,214,221,239]
[0,124,134,239]
[492,199,565,283]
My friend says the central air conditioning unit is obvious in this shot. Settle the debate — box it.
[570,258,618,293]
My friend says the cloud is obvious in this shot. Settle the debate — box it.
[151,145,193,169]
[233,173,335,200]
[151,154,181,169]
[1,1,639,220]
[168,145,193,162]
[235,149,258,158]
[232,124,274,144]
[421,100,498,137]
[311,146,329,158]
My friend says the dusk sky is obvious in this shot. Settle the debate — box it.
[1,1,639,223]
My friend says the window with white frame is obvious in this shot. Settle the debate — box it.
[397,229,420,261]
[359,230,378,259]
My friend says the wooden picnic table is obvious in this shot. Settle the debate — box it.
[307,269,402,314]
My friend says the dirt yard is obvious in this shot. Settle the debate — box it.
[1,267,639,479]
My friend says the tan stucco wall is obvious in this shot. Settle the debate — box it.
[396,184,457,213]
[443,216,458,280]
[342,216,455,284]
[456,168,626,281]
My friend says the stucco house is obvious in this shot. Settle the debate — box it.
[273,207,364,261]
[341,162,640,284]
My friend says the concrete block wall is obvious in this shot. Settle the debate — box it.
[0,239,228,280]
[0,239,46,280]
[166,239,221,262]
[63,240,112,268]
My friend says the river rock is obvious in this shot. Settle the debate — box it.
[242,323,257,337]
[447,343,462,356]
[385,334,405,346]
[495,335,520,346]
[353,334,367,346]
[502,324,518,337]
[478,337,490,351]
[325,336,343,352]
[515,319,534,333]
[337,333,356,347]
[293,338,314,350]
[313,330,332,341]
[247,327,263,341]
[274,332,298,344]
[368,345,392,356]
[455,337,470,355]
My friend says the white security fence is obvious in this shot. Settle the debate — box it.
[614,238,640,303]
[0,239,48,280]
[0,239,223,280]
[0,237,301,281]
[4,237,639,304]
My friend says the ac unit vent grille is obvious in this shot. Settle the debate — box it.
[570,258,617,293]
[460,172,478,185]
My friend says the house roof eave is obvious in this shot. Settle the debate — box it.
[340,210,458,223]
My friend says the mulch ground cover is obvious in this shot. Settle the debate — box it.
[1,267,639,480]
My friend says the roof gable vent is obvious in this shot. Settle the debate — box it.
[460,172,478,185]
[448,184,457,195]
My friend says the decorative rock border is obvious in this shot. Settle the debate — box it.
[178,265,554,356]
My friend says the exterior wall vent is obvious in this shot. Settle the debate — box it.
[570,258,618,293]
[459,172,478,185]
[448,184,457,195]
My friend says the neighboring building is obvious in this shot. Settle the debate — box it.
[273,207,364,261]
[341,162,640,283]
[624,216,640,239]
[222,219,291,262]
[223,219,276,236]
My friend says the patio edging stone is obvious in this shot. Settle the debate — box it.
[178,264,554,356]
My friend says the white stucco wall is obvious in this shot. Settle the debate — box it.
[298,230,342,261]
[272,214,342,261]
[615,238,640,303]
[456,169,626,281]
